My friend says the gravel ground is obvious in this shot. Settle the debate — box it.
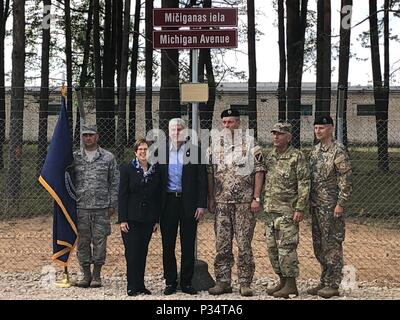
[2,217,400,285]
[1,272,400,300]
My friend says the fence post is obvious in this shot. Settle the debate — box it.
[337,85,345,144]
[74,86,86,150]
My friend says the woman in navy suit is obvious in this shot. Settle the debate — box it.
[118,138,161,296]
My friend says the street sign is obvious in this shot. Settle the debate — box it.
[153,29,238,49]
[153,8,238,27]
[180,83,209,103]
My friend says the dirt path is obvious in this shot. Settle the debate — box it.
[1,216,399,287]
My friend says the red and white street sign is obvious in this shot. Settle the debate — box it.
[153,8,238,27]
[153,29,238,49]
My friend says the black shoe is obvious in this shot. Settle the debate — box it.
[181,285,197,295]
[127,288,151,296]
[164,285,177,295]
[140,288,151,295]
[127,289,139,296]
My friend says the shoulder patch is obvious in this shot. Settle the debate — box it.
[255,152,264,162]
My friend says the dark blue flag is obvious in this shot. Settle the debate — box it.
[39,96,77,266]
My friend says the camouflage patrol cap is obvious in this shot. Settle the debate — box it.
[81,124,98,134]
[314,116,334,125]
[221,108,240,118]
[271,122,292,134]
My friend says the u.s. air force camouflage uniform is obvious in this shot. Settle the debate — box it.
[207,132,265,286]
[74,147,119,268]
[264,146,310,278]
[309,140,352,289]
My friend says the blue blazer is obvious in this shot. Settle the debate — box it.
[159,141,208,218]
[118,162,161,224]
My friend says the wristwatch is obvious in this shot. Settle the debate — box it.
[253,197,260,202]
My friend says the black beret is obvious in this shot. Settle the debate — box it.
[221,108,240,118]
[314,116,334,125]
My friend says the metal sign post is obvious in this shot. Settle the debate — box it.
[192,49,199,136]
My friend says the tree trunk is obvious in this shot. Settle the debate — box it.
[128,0,141,146]
[199,49,215,131]
[93,0,103,141]
[369,0,389,172]
[116,0,131,162]
[315,0,331,118]
[145,0,154,133]
[336,0,352,147]
[199,0,214,131]
[247,0,257,138]
[75,0,93,145]
[286,0,308,148]
[0,0,10,170]
[37,0,51,175]
[101,0,115,148]
[7,0,25,206]
[159,0,179,133]
[65,0,73,126]
[115,0,123,106]
[383,0,390,90]
[277,0,287,122]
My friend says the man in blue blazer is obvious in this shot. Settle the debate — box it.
[159,118,208,295]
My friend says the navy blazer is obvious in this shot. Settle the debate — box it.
[159,141,208,218]
[118,162,161,224]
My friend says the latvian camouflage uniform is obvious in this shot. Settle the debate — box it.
[207,131,265,286]
[309,140,352,289]
[74,147,120,269]
[263,146,310,278]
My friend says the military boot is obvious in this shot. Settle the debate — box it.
[76,266,91,288]
[306,283,325,295]
[208,282,233,295]
[90,265,102,288]
[318,286,339,299]
[240,285,253,297]
[266,274,286,296]
[273,277,298,299]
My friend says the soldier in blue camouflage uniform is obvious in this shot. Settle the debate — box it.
[307,116,352,298]
[74,125,120,288]
[207,109,265,297]
[263,122,310,299]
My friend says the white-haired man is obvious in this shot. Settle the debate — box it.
[159,118,208,295]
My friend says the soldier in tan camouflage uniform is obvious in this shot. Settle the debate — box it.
[207,109,265,297]
[263,122,310,299]
[74,125,120,288]
[307,116,352,299]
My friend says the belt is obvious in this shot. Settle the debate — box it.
[167,192,182,198]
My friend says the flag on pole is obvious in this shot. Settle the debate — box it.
[38,95,77,266]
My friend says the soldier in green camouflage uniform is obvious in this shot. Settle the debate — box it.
[73,125,120,288]
[307,116,352,299]
[263,122,310,299]
[207,109,265,297]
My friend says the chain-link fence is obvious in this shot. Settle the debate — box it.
[1,105,400,288]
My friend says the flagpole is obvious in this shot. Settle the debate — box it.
[54,83,72,289]
[55,266,71,288]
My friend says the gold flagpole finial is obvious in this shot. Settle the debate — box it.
[55,266,71,288]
